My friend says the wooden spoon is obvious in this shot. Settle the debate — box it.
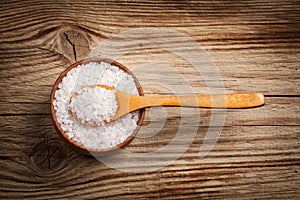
[70,84,265,126]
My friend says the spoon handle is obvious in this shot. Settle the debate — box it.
[133,93,265,109]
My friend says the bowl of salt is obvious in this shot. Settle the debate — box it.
[50,58,145,155]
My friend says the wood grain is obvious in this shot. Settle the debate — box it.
[0,0,299,199]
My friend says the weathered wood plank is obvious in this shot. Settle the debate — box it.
[2,115,298,157]
[0,96,299,126]
[0,47,299,109]
[0,115,299,199]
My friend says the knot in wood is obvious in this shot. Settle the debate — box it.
[30,140,65,172]
[60,29,90,62]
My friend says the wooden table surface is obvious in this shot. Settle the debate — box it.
[1,0,299,199]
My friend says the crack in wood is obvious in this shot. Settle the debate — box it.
[63,32,77,62]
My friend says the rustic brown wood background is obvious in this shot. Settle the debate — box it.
[1,0,299,199]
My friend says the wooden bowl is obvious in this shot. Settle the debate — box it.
[50,58,145,155]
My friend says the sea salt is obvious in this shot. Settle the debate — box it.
[53,61,140,150]
[70,86,117,126]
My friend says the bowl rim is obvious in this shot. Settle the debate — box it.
[50,58,145,154]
